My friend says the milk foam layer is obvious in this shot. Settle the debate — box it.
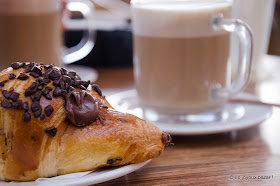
[131,0,232,38]
[0,0,59,14]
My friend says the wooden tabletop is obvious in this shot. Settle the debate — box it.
[95,55,280,185]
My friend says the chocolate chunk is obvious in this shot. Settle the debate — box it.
[44,64,53,69]
[62,75,71,84]
[31,101,41,112]
[82,80,90,88]
[10,92,19,102]
[12,100,23,109]
[60,68,67,75]
[32,66,42,75]
[40,114,45,120]
[9,73,16,80]
[118,118,128,122]
[0,80,8,87]
[22,112,31,122]
[44,93,52,100]
[53,87,63,97]
[66,90,99,127]
[24,88,35,97]
[101,105,108,109]
[76,85,86,90]
[116,158,122,161]
[42,87,52,95]
[22,101,29,111]
[44,126,57,137]
[49,68,61,80]
[11,62,22,69]
[2,90,12,99]
[37,77,44,84]
[53,79,60,86]
[29,81,38,89]
[43,78,50,85]
[59,80,65,89]
[45,105,54,116]
[31,92,42,102]
[25,62,35,73]
[1,100,12,108]
[33,110,41,118]
[30,72,40,78]
[92,84,102,96]
[17,73,29,80]
[74,79,82,86]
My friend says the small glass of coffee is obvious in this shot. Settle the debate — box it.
[131,0,252,123]
[0,0,94,70]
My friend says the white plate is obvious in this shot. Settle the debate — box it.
[107,90,273,135]
[2,160,150,186]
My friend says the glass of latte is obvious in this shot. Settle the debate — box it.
[0,0,94,70]
[131,0,252,122]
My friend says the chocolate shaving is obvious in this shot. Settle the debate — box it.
[44,126,57,137]
[92,84,102,96]
[44,105,54,117]
[17,73,29,80]
[1,100,12,108]
[0,80,8,87]
[9,73,16,79]
[11,62,22,69]
[22,112,31,122]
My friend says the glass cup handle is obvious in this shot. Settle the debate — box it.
[212,14,253,98]
[62,0,95,64]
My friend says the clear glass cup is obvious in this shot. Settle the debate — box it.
[0,0,94,70]
[131,0,252,123]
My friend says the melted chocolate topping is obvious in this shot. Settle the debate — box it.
[66,90,99,127]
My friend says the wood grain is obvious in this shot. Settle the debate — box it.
[94,58,280,185]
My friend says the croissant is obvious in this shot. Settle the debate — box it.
[0,62,171,181]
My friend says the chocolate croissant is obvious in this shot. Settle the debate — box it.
[0,62,171,181]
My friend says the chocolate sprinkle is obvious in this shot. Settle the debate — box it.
[0,80,8,87]
[2,90,12,99]
[1,100,12,108]
[22,112,31,122]
[31,101,41,113]
[30,72,40,78]
[17,73,29,80]
[53,87,63,97]
[44,105,54,117]
[9,73,16,79]
[12,100,23,109]
[44,126,57,137]
[11,62,22,69]
[33,110,41,118]
[10,92,20,102]
[92,84,102,96]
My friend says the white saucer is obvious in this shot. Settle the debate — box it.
[107,90,273,135]
[3,160,150,186]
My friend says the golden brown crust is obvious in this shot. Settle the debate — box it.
[0,66,166,181]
